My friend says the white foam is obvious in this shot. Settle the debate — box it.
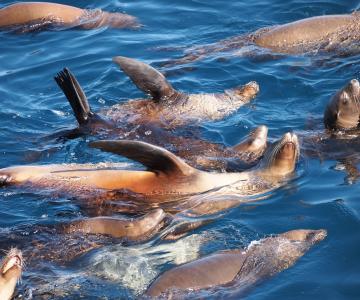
[85,233,210,294]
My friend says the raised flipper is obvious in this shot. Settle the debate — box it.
[112,56,181,102]
[54,68,93,126]
[54,68,112,130]
[232,125,268,154]
[90,140,197,176]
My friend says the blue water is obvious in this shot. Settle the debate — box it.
[1,0,360,298]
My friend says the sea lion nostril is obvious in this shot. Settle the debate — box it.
[350,79,359,87]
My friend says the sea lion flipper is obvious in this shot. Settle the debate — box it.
[54,68,93,126]
[90,140,196,176]
[113,56,178,102]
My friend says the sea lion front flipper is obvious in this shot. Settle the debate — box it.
[90,140,196,176]
[113,56,179,102]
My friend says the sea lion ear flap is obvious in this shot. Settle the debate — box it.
[113,56,178,102]
[89,140,196,176]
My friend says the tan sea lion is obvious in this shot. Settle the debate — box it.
[324,79,360,131]
[0,248,23,300]
[0,132,299,204]
[0,2,139,32]
[164,12,360,66]
[53,59,261,171]
[63,208,166,241]
[145,229,327,297]
[55,57,259,130]
[0,210,166,268]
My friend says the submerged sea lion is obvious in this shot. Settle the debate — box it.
[55,57,259,130]
[63,208,166,241]
[164,12,360,66]
[0,132,299,204]
[0,248,23,300]
[0,2,139,32]
[0,210,166,268]
[145,229,327,297]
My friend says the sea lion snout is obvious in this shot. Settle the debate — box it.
[260,132,299,177]
[278,132,299,160]
[0,248,23,300]
[350,79,360,92]
[308,229,327,244]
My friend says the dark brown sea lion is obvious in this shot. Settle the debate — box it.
[164,12,360,66]
[324,79,360,131]
[0,2,139,32]
[0,248,23,300]
[0,132,299,205]
[303,79,360,159]
[145,229,327,297]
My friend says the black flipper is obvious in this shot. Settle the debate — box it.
[90,140,196,176]
[54,68,94,126]
[112,56,179,102]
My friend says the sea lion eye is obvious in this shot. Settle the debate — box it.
[342,92,349,105]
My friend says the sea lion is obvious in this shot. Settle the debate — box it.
[52,60,262,171]
[0,248,23,300]
[55,57,259,130]
[145,229,327,297]
[324,79,360,131]
[164,12,360,66]
[63,208,166,241]
[0,132,299,204]
[0,210,166,268]
[0,2,139,33]
[302,79,360,163]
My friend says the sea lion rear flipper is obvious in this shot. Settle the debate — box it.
[113,56,179,102]
[90,140,196,176]
[54,68,95,126]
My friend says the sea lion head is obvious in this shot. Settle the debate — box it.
[0,248,23,300]
[280,229,327,245]
[324,79,360,130]
[265,229,327,270]
[261,132,299,177]
[226,81,260,104]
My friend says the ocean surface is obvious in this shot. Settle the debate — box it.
[0,0,360,299]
